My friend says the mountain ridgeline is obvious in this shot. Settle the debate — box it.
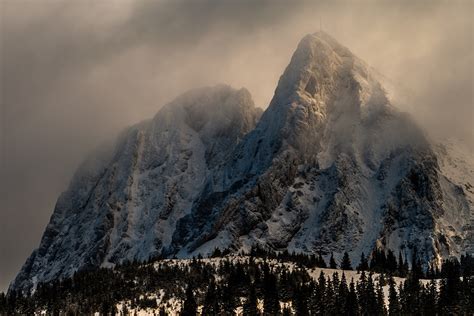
[11,32,473,293]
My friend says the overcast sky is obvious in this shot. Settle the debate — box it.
[1,0,472,292]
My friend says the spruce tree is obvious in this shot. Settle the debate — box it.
[464,275,474,313]
[386,250,397,274]
[410,248,424,280]
[329,253,338,269]
[401,271,422,315]
[159,306,167,316]
[181,286,197,316]
[341,252,353,270]
[439,258,462,314]
[365,273,378,315]
[221,283,236,314]
[243,283,258,316]
[293,284,309,316]
[345,279,358,316]
[317,253,327,268]
[263,273,279,315]
[388,277,400,315]
[310,272,326,315]
[376,282,386,315]
[325,276,336,314]
[337,273,348,315]
[357,271,368,310]
[202,279,219,316]
[357,252,369,272]
[421,279,437,315]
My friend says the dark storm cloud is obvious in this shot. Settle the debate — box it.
[1,0,472,292]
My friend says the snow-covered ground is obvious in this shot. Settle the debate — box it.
[113,256,437,316]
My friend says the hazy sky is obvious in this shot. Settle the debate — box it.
[1,0,472,292]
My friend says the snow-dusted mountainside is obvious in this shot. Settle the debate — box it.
[433,138,474,253]
[434,138,474,204]
[11,32,473,293]
[167,32,472,264]
[11,85,261,293]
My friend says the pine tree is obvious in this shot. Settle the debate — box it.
[341,252,353,270]
[397,251,406,277]
[202,279,219,316]
[337,273,348,315]
[369,249,388,273]
[357,270,367,304]
[325,276,336,314]
[310,272,326,315]
[438,258,462,314]
[410,248,424,280]
[221,283,236,314]
[293,284,309,316]
[421,279,437,315]
[376,282,387,315]
[365,273,378,315]
[243,283,258,316]
[263,272,279,315]
[329,253,338,269]
[345,279,358,316]
[401,269,422,315]
[357,252,369,272]
[386,250,397,274]
[317,253,327,268]
[388,277,400,315]
[463,274,474,313]
[181,286,197,316]
[211,247,222,258]
[0,292,6,315]
[159,306,167,316]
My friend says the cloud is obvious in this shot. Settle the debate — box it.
[1,0,472,291]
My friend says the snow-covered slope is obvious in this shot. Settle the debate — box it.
[117,256,435,316]
[10,85,261,293]
[434,138,474,253]
[11,32,473,293]
[167,32,472,266]
[434,138,474,203]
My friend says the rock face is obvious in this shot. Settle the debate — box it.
[167,32,472,263]
[11,32,473,293]
[11,85,262,293]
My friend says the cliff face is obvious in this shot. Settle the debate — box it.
[10,85,262,293]
[11,32,473,294]
[167,32,471,264]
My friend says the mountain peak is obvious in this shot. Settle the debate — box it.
[10,32,473,296]
[252,32,390,160]
[304,31,352,55]
[270,31,371,108]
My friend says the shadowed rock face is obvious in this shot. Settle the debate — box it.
[11,33,472,294]
[167,32,471,266]
[10,84,262,293]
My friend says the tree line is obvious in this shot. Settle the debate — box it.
[1,249,473,315]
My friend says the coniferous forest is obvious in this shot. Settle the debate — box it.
[1,248,473,315]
